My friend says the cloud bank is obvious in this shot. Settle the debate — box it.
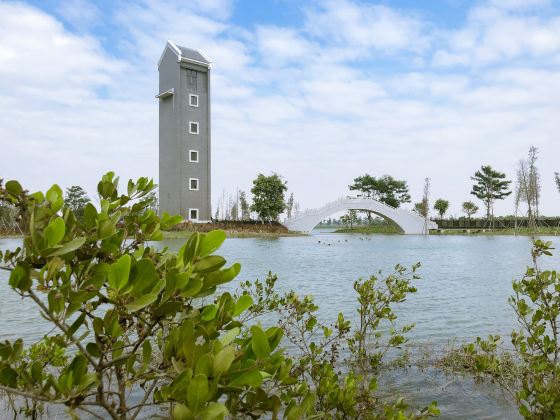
[1,0,559,217]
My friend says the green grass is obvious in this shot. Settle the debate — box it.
[431,227,560,236]
[334,225,401,234]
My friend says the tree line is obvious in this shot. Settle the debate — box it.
[344,145,559,229]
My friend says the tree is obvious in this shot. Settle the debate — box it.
[250,173,287,223]
[470,165,511,227]
[413,202,428,217]
[145,190,158,213]
[65,185,90,220]
[461,201,479,220]
[349,174,411,208]
[555,172,560,194]
[340,210,358,229]
[515,146,541,229]
[349,174,411,225]
[239,190,250,220]
[286,193,294,218]
[433,199,449,220]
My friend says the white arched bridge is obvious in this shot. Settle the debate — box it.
[285,197,438,234]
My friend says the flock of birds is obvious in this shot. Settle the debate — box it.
[317,237,373,246]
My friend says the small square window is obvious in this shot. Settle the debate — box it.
[189,94,199,107]
[189,122,199,134]
[189,208,199,221]
[189,178,199,191]
[189,150,199,162]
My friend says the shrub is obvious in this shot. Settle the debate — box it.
[0,173,438,419]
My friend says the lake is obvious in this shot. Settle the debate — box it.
[2,231,559,419]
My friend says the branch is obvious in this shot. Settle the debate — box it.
[129,379,158,420]
[0,384,59,403]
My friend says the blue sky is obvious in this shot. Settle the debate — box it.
[2,0,560,217]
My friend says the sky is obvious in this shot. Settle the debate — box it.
[1,0,560,218]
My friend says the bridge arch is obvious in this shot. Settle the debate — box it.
[284,197,438,234]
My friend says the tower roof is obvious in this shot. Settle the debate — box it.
[157,40,212,68]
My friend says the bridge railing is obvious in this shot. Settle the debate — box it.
[287,196,401,222]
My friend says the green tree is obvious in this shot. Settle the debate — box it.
[461,201,479,220]
[145,190,159,213]
[433,199,449,220]
[64,185,90,220]
[250,173,287,223]
[555,172,560,194]
[414,201,428,217]
[239,190,250,221]
[340,210,358,229]
[349,174,411,224]
[349,174,411,208]
[470,165,511,226]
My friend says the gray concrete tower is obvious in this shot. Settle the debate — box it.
[157,40,212,222]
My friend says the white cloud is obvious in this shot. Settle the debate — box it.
[434,4,560,67]
[1,0,560,220]
[304,0,429,56]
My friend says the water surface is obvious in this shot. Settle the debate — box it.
[1,231,558,418]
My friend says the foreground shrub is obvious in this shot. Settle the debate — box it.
[0,174,437,419]
[436,239,560,419]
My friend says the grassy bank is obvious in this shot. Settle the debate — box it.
[166,220,305,239]
[334,225,401,234]
[430,227,560,236]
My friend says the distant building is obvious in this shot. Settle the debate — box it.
[157,40,212,222]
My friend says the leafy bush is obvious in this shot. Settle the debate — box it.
[436,239,560,419]
[0,174,438,419]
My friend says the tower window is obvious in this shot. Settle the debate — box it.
[189,208,199,221]
[186,70,197,91]
[189,121,199,134]
[189,150,199,162]
[189,178,199,191]
[189,94,199,107]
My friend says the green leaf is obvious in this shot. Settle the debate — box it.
[229,370,262,388]
[233,295,253,317]
[0,367,18,387]
[86,342,102,358]
[193,256,226,273]
[205,263,241,288]
[195,354,213,377]
[213,346,236,376]
[219,327,240,346]
[9,265,31,291]
[44,217,66,247]
[125,293,157,312]
[83,203,98,228]
[180,277,203,298]
[131,258,158,295]
[199,402,228,420]
[98,219,116,240]
[108,254,131,291]
[142,341,152,367]
[187,374,209,414]
[173,404,194,420]
[198,230,226,257]
[47,237,86,257]
[5,180,22,196]
[201,305,217,321]
[250,326,270,359]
